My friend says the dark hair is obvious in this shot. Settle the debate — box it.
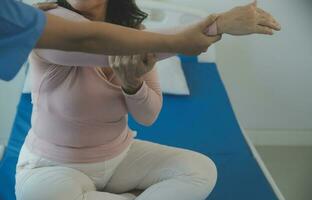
[57,0,148,28]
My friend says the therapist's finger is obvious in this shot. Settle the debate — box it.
[200,14,218,31]
[208,35,222,44]
[33,2,58,11]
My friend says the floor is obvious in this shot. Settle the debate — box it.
[256,146,312,200]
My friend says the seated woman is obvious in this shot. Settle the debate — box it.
[15,1,280,200]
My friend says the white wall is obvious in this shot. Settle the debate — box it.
[163,0,312,131]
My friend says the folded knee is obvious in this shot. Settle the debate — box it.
[193,152,218,190]
[15,167,95,200]
[177,150,218,191]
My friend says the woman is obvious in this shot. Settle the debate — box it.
[15,1,280,200]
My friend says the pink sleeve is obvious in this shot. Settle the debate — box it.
[34,49,176,67]
[123,68,163,126]
[34,49,111,67]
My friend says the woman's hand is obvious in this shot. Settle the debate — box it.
[109,54,156,94]
[33,2,58,11]
[217,1,281,35]
[175,14,222,56]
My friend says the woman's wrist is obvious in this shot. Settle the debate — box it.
[122,80,143,95]
[215,13,227,34]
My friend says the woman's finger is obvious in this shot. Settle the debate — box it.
[207,35,222,45]
[109,56,121,73]
[258,17,281,31]
[256,25,274,35]
[146,53,157,67]
[121,56,131,66]
[134,55,148,77]
[142,54,156,73]
[257,8,281,30]
[115,56,121,67]
[108,56,115,67]
[132,55,141,66]
[111,64,120,73]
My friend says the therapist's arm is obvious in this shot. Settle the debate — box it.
[34,28,220,67]
[36,13,219,56]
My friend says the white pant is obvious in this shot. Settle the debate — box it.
[16,139,217,200]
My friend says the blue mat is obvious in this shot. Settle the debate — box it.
[0,58,278,200]
[0,94,32,200]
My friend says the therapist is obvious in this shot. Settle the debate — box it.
[0,0,219,81]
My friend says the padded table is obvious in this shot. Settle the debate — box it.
[0,57,281,200]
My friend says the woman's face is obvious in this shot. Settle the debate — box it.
[66,0,107,12]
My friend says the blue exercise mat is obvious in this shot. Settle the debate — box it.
[0,94,32,200]
[0,58,278,200]
[128,58,278,200]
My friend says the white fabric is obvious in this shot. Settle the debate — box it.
[198,45,216,63]
[16,139,217,200]
[156,56,190,95]
[22,63,31,94]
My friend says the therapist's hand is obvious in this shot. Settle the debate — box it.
[109,54,156,94]
[217,1,281,35]
[33,2,58,11]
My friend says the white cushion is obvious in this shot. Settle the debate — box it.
[198,45,216,63]
[156,56,190,95]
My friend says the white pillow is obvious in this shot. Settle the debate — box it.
[198,44,216,63]
[156,56,190,95]
[22,63,31,93]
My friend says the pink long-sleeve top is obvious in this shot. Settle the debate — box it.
[25,7,163,163]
